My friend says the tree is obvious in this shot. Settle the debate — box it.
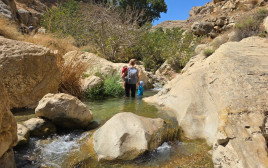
[115,0,167,25]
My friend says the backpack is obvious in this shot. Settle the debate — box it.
[126,66,138,84]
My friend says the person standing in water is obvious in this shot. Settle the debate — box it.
[122,59,140,97]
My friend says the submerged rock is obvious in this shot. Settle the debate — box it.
[35,93,93,129]
[145,36,268,167]
[93,112,167,161]
[23,118,56,138]
[0,37,60,109]
[0,80,17,167]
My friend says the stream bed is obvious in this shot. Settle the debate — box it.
[14,91,213,168]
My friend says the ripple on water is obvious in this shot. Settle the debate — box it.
[14,91,213,168]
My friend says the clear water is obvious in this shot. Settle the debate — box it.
[14,90,213,168]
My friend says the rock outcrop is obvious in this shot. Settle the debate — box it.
[0,80,17,167]
[187,0,268,36]
[155,60,177,82]
[35,93,93,129]
[0,0,54,26]
[144,36,268,167]
[93,112,166,161]
[0,0,18,20]
[64,51,154,89]
[152,20,189,31]
[0,37,60,109]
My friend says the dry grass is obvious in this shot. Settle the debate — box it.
[0,17,88,98]
[0,17,23,40]
[58,51,89,98]
[24,34,76,56]
[0,17,76,56]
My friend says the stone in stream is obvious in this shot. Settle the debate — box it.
[144,37,268,167]
[35,93,93,129]
[0,36,60,109]
[93,112,174,161]
[0,80,17,167]
[17,124,30,146]
[23,118,56,138]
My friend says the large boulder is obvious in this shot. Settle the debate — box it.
[0,80,17,167]
[191,21,214,36]
[64,51,153,89]
[144,37,268,167]
[35,93,93,129]
[93,112,166,161]
[0,37,60,108]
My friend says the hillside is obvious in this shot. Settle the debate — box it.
[154,0,268,37]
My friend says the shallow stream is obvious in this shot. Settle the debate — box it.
[14,90,213,168]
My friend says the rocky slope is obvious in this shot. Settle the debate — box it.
[0,0,56,27]
[0,80,17,167]
[144,36,268,167]
[154,0,268,37]
[0,36,60,109]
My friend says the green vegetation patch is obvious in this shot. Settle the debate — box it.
[235,8,268,40]
[84,75,124,100]
[203,49,215,57]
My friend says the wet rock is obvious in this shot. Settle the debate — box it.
[23,118,56,138]
[35,93,93,129]
[81,75,104,91]
[0,37,60,109]
[17,124,30,146]
[93,112,166,161]
[145,37,268,167]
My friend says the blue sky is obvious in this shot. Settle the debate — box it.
[153,0,211,26]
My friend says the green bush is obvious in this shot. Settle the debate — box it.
[103,75,125,98]
[84,85,105,100]
[42,0,200,74]
[131,27,200,72]
[235,8,268,40]
[203,49,215,57]
[84,75,124,100]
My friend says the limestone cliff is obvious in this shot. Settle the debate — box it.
[144,36,268,167]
